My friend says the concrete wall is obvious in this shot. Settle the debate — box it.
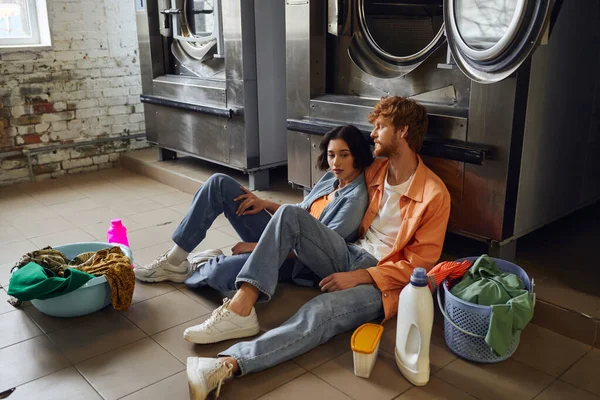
[0,0,148,185]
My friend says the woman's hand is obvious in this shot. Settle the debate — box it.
[318,270,374,292]
[231,242,257,255]
[234,187,267,216]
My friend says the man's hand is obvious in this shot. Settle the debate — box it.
[231,242,257,255]
[234,187,267,216]
[319,269,375,292]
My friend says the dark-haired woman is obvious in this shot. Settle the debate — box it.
[134,125,374,295]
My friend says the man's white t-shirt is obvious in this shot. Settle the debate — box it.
[356,172,413,260]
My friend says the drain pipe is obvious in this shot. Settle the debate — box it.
[0,133,146,182]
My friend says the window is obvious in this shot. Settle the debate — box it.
[0,0,51,48]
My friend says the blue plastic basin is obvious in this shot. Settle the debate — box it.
[27,242,133,318]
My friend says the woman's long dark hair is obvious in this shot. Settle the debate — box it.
[316,125,374,171]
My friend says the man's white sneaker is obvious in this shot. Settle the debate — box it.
[183,298,260,344]
[134,253,190,283]
[187,357,233,400]
[189,248,224,270]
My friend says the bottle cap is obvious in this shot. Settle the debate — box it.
[410,267,428,287]
[111,219,123,227]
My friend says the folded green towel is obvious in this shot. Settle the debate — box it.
[8,262,95,301]
[451,255,534,356]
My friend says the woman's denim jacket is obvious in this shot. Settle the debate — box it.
[297,170,369,243]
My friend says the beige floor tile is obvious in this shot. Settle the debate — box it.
[512,324,592,376]
[0,288,17,315]
[294,332,352,371]
[22,303,102,334]
[179,286,228,311]
[1,205,59,225]
[27,186,87,206]
[152,314,250,363]
[0,193,42,214]
[0,336,69,392]
[76,337,185,400]
[128,223,178,250]
[0,226,26,246]
[131,242,173,268]
[380,325,456,374]
[122,290,211,335]
[0,262,13,287]
[117,180,177,198]
[14,178,68,193]
[435,358,554,400]
[13,215,75,239]
[131,281,177,304]
[313,350,413,400]
[48,310,147,363]
[170,202,192,215]
[167,197,233,225]
[128,207,184,229]
[0,239,36,265]
[30,227,96,248]
[121,371,188,400]
[153,191,194,207]
[8,366,103,400]
[63,206,120,227]
[50,197,103,216]
[105,197,165,217]
[561,349,600,396]
[535,277,600,318]
[0,310,42,349]
[220,360,306,400]
[257,372,351,400]
[536,380,600,400]
[394,376,477,400]
[193,228,239,253]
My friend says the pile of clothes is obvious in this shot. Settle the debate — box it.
[7,246,135,311]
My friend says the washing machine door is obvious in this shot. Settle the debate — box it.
[348,0,447,79]
[444,0,554,83]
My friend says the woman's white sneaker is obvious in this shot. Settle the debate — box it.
[183,298,260,344]
[133,253,190,283]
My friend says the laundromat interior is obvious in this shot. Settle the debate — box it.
[0,0,599,399]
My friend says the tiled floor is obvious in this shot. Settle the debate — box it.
[0,166,599,400]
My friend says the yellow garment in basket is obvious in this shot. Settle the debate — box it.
[74,247,135,311]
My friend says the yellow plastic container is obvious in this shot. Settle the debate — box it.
[351,323,384,378]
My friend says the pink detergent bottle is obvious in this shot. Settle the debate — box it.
[107,219,133,268]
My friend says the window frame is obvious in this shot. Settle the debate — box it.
[0,0,51,49]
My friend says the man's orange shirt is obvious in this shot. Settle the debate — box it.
[359,156,451,321]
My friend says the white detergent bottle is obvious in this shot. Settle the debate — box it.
[395,267,433,386]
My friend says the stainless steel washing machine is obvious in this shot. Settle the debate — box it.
[286,0,600,258]
[135,0,287,189]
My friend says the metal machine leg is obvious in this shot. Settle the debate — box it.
[159,147,177,161]
[248,169,270,191]
[303,189,311,198]
[488,239,517,262]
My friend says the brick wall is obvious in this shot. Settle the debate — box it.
[0,0,148,185]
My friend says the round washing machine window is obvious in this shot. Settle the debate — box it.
[181,0,215,39]
[349,0,447,78]
[359,0,445,63]
[445,0,553,83]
